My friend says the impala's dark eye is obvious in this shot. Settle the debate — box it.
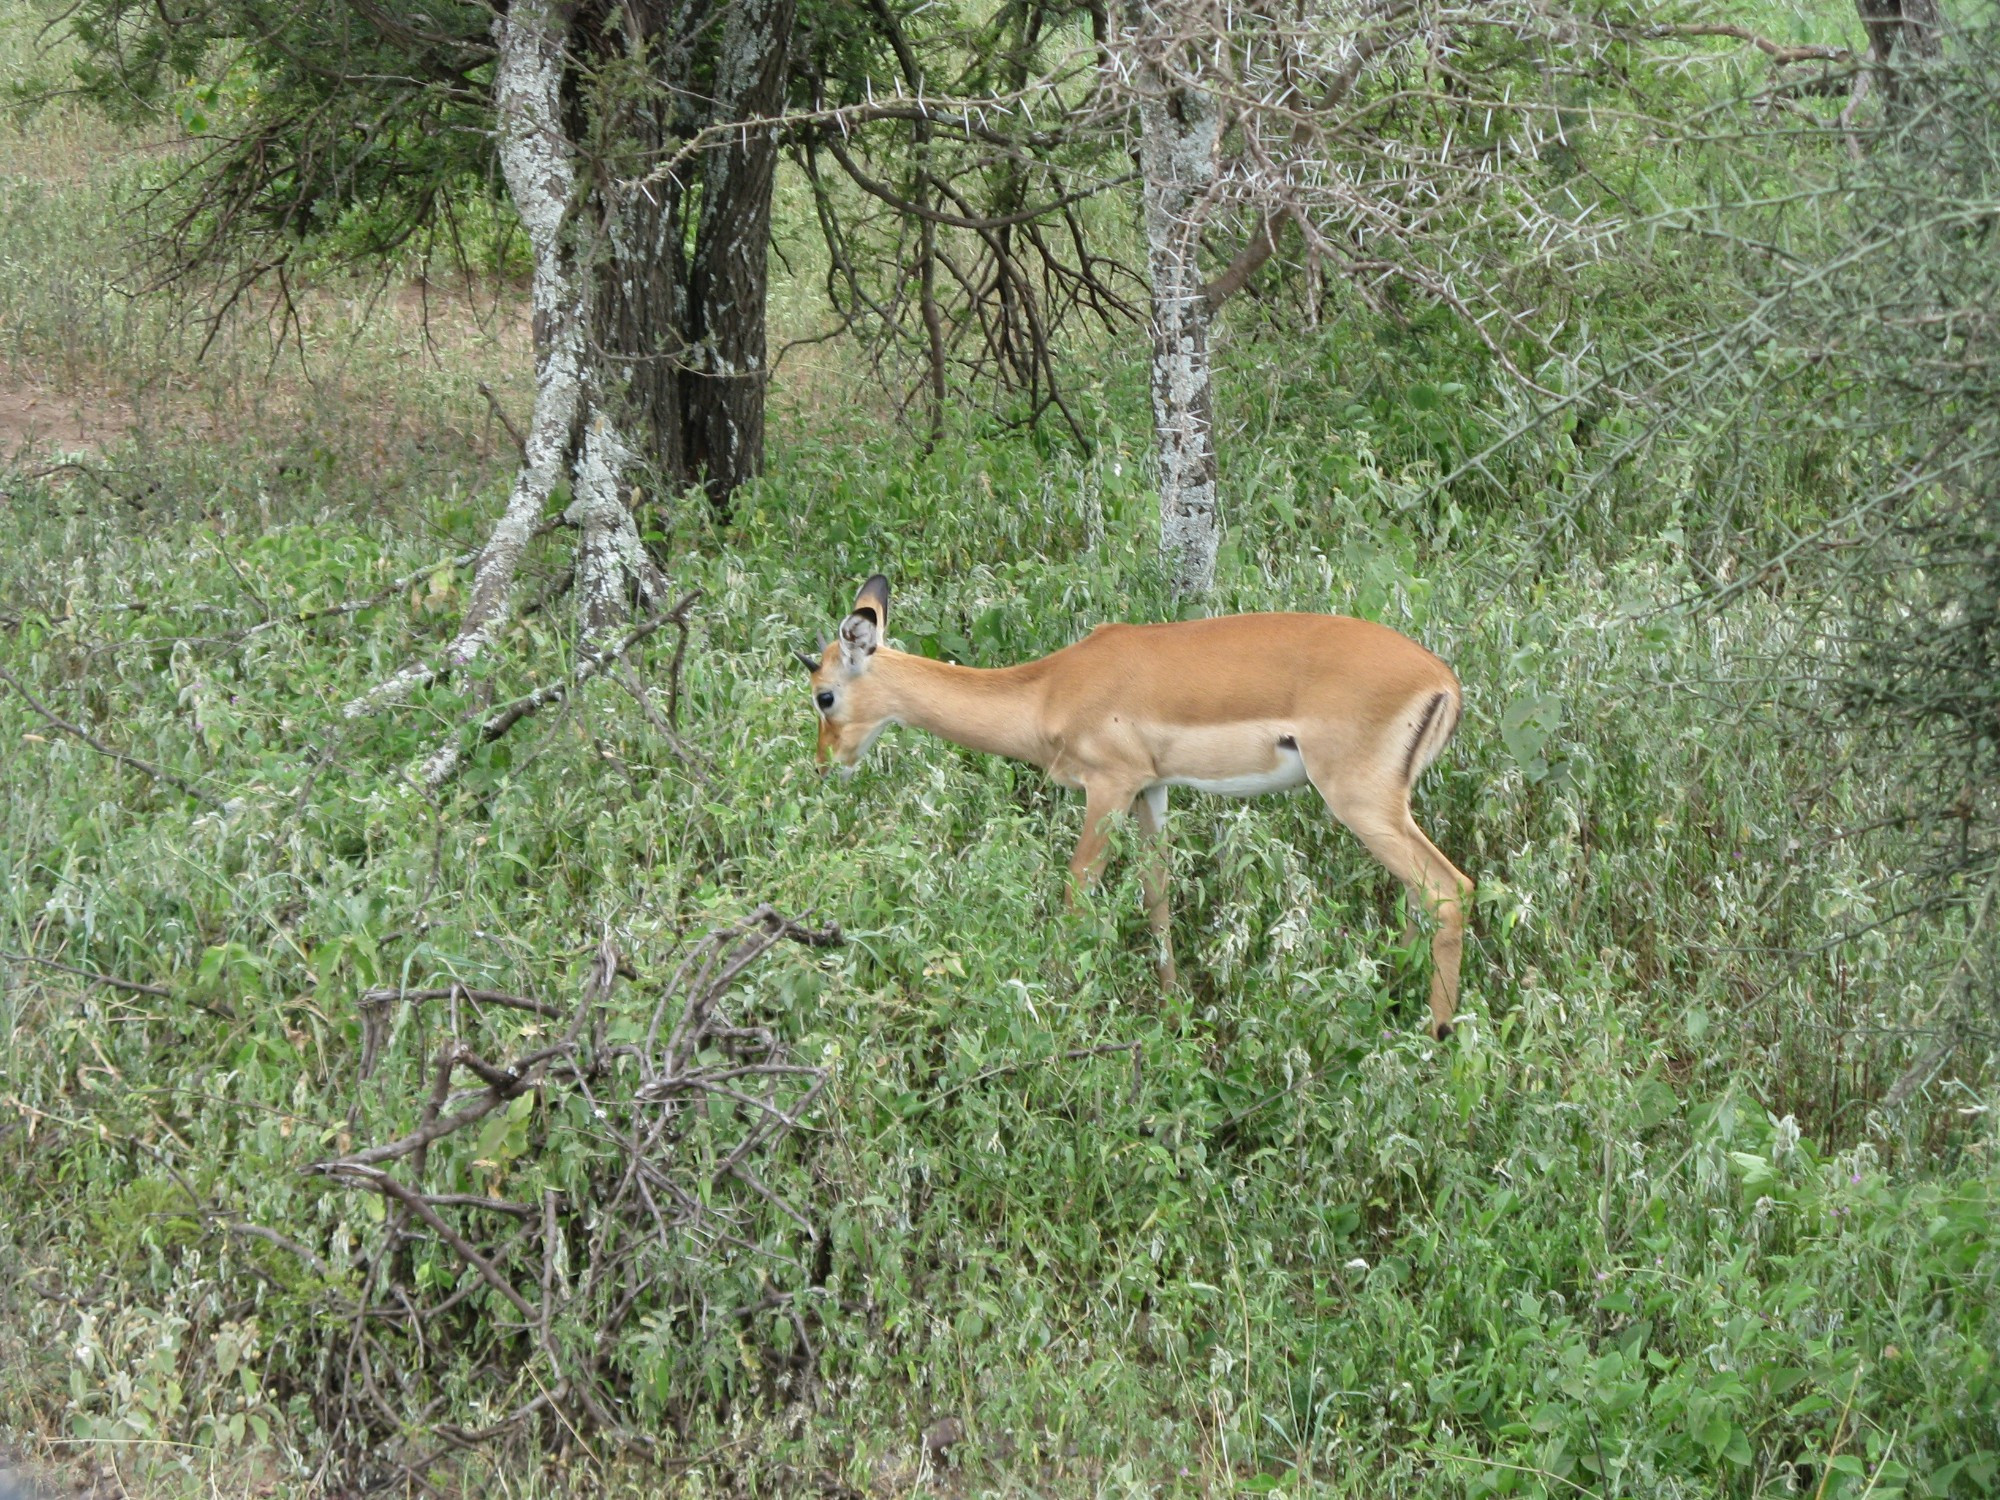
[815,690,835,712]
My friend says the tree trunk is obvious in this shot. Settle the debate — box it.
[350,0,791,714]
[472,0,586,649]
[567,402,665,640]
[349,0,667,715]
[1855,0,1945,113]
[1134,2,1222,601]
[682,0,797,515]
[347,0,585,714]
[586,1,693,490]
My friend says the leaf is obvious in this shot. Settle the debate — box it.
[1500,693,1563,781]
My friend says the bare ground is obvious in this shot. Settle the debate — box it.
[0,362,138,459]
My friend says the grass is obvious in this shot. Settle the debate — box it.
[1,2,1995,1497]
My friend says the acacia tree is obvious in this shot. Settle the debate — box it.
[1109,0,1695,596]
[62,0,1148,713]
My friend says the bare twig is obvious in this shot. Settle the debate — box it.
[0,664,219,806]
[417,589,701,787]
[296,902,842,1466]
[476,380,529,459]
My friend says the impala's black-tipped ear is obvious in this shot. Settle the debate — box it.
[838,609,879,670]
[792,650,820,673]
[851,574,890,630]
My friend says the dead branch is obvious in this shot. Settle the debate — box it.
[476,381,530,459]
[1203,209,1288,310]
[362,983,567,1020]
[0,664,220,806]
[282,904,840,1470]
[223,1219,335,1278]
[0,948,172,998]
[1663,22,1852,64]
[322,1163,541,1324]
[417,589,700,787]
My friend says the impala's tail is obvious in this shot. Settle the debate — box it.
[1400,688,1461,787]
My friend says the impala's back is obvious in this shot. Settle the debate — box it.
[1043,613,1460,799]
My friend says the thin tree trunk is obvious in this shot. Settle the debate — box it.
[682,0,797,515]
[1134,1,1222,600]
[568,403,664,640]
[1856,0,1945,113]
[350,0,668,713]
[348,0,583,716]
[591,2,691,488]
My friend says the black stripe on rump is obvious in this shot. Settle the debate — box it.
[1400,691,1449,784]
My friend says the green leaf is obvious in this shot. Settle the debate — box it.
[1500,692,1563,781]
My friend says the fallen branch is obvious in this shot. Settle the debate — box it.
[1663,22,1852,65]
[361,983,566,1020]
[223,1219,335,1278]
[331,1062,525,1170]
[357,982,570,1076]
[291,904,841,1471]
[0,664,220,806]
[20,457,156,510]
[417,589,700,787]
[0,947,171,997]
[1,951,239,1020]
[322,1162,541,1325]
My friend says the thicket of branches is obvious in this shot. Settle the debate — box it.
[1697,35,1994,879]
[791,0,1139,446]
[297,909,841,1485]
[1589,22,2000,1066]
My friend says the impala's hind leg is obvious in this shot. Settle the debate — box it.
[1132,785,1175,988]
[1305,759,1473,1039]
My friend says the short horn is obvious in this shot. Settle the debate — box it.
[792,650,819,673]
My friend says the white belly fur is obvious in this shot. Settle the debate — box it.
[1158,743,1309,799]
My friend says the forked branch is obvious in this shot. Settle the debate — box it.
[416,589,700,787]
[289,906,841,1475]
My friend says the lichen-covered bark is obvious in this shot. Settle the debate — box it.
[682,0,796,515]
[567,405,665,640]
[459,0,588,654]
[350,0,686,715]
[347,0,583,716]
[1135,1,1222,600]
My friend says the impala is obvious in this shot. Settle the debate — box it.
[797,576,1474,1038]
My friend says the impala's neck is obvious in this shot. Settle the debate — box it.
[881,651,1052,768]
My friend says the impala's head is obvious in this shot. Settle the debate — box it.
[795,574,893,772]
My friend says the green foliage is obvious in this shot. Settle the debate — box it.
[52,0,500,280]
[1625,23,2000,1015]
[3,323,1995,1491]
[2,5,1996,1494]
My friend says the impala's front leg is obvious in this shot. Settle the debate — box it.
[1067,784,1130,903]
